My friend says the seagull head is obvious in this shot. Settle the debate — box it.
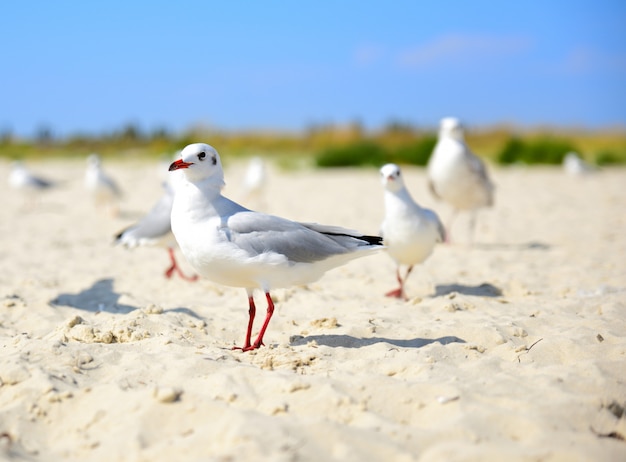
[380,163,405,192]
[439,117,464,141]
[169,143,225,186]
[86,153,101,168]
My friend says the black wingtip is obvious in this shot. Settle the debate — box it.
[319,230,384,246]
[113,226,130,243]
[359,234,384,246]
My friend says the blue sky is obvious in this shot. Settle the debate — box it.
[2,1,625,137]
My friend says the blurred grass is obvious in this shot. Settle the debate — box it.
[1,123,625,167]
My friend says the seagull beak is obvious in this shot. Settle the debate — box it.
[169,159,193,171]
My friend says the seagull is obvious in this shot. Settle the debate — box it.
[168,143,384,351]
[114,176,197,281]
[427,117,494,243]
[563,152,594,176]
[240,156,267,208]
[380,164,445,300]
[85,153,122,216]
[9,161,55,206]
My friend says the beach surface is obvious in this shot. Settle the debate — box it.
[1,157,625,461]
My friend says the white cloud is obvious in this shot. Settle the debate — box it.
[559,46,626,74]
[396,33,532,69]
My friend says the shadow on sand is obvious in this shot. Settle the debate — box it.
[473,241,551,251]
[50,278,206,319]
[290,334,465,349]
[434,282,503,297]
[50,278,137,314]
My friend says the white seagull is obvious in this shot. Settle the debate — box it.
[85,153,122,216]
[241,156,267,206]
[169,143,384,351]
[563,152,594,176]
[9,161,55,206]
[427,117,494,243]
[380,164,445,300]
[114,178,197,281]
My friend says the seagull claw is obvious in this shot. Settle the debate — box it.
[385,287,406,300]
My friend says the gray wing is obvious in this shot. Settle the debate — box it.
[115,186,173,245]
[467,152,490,181]
[465,149,495,206]
[427,178,441,200]
[226,211,381,264]
[424,208,446,243]
[104,174,122,196]
[30,175,54,189]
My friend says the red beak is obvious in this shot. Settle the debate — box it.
[169,159,193,171]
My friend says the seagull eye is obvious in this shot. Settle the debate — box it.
[211,155,217,165]
[197,151,206,161]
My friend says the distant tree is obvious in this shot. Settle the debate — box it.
[0,126,13,144]
[384,120,415,134]
[118,122,143,141]
[150,126,170,140]
[35,124,54,145]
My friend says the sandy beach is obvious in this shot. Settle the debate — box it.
[1,156,625,461]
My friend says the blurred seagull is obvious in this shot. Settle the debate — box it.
[85,153,122,216]
[9,160,55,207]
[427,117,494,243]
[240,156,267,209]
[114,177,197,281]
[380,163,445,300]
[563,152,594,176]
[168,143,383,351]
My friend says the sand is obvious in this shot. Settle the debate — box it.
[1,157,625,461]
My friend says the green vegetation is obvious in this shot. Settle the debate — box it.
[595,150,624,166]
[314,136,437,167]
[315,141,386,167]
[1,122,625,167]
[497,136,580,165]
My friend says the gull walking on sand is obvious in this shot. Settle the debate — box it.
[427,117,494,243]
[85,153,122,216]
[169,143,383,351]
[380,164,445,300]
[114,177,197,281]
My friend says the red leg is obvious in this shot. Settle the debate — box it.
[164,248,177,279]
[385,266,413,300]
[245,292,275,351]
[233,295,256,351]
[385,267,405,299]
[165,248,198,281]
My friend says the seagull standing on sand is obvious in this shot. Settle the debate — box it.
[427,117,494,243]
[169,143,383,351]
[563,152,593,176]
[380,164,445,300]
[241,156,267,206]
[85,153,122,216]
[114,176,197,281]
[9,161,55,206]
